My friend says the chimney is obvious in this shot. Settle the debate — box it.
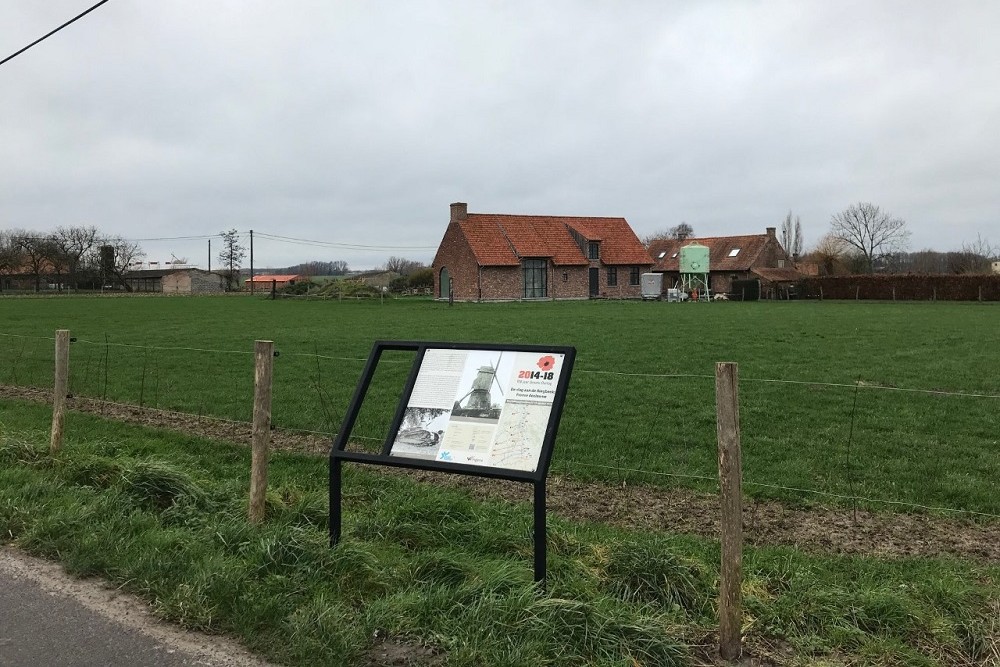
[766,226,776,239]
[450,202,468,223]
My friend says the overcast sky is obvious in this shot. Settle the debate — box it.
[2,1,998,270]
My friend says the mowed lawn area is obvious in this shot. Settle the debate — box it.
[1,296,998,515]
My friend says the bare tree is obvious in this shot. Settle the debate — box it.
[13,232,56,292]
[829,202,909,273]
[218,229,246,290]
[382,256,424,275]
[0,231,25,291]
[642,223,695,245]
[948,234,996,274]
[779,212,804,258]
[88,238,144,291]
[805,234,851,276]
[53,225,99,290]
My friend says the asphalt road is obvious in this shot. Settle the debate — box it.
[0,547,276,667]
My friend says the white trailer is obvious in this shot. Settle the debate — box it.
[640,273,663,300]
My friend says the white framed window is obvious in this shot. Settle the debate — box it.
[728,248,741,257]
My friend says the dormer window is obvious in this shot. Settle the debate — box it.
[587,242,599,260]
[728,248,741,257]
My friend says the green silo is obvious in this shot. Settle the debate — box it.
[679,243,710,274]
[679,243,711,299]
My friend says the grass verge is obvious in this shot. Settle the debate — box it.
[1,401,998,666]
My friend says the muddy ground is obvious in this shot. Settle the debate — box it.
[3,383,999,563]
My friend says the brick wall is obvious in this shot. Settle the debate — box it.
[799,274,1000,301]
[433,222,482,300]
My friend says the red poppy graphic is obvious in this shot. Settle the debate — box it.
[537,355,555,371]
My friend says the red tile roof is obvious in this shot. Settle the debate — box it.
[458,213,651,267]
[246,274,300,283]
[648,234,775,272]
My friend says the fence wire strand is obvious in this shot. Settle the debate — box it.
[3,328,1000,521]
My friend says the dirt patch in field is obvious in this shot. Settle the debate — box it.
[3,383,999,563]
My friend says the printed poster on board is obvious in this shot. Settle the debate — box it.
[389,349,564,472]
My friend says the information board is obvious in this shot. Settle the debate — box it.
[389,349,566,473]
[329,340,575,584]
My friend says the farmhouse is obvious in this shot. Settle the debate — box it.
[433,202,652,301]
[648,227,800,297]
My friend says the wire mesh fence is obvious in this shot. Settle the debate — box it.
[1,329,998,520]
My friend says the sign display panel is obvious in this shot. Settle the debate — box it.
[389,348,565,472]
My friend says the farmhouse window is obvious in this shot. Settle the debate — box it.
[587,242,600,260]
[522,259,548,298]
[728,248,741,257]
[607,267,617,286]
[629,267,640,285]
[778,259,786,268]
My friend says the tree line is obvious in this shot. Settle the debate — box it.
[0,226,143,292]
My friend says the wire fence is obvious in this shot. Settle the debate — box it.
[2,330,999,522]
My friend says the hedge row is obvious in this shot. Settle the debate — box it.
[798,274,1000,301]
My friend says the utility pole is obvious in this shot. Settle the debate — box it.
[250,229,254,294]
[208,239,211,272]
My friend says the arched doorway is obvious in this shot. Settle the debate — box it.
[439,267,451,299]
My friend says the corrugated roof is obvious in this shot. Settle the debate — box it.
[648,234,774,272]
[458,213,651,267]
[751,267,804,283]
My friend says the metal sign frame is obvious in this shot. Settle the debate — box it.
[329,340,576,584]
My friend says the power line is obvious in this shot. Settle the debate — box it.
[254,231,438,251]
[0,0,112,68]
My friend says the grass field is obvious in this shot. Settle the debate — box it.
[2,403,997,666]
[1,296,998,515]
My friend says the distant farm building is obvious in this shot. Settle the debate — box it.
[245,274,301,290]
[128,268,226,294]
[648,227,800,297]
[433,202,652,301]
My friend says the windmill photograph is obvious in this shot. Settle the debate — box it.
[450,351,512,420]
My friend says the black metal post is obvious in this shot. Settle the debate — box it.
[249,229,254,294]
[329,457,342,546]
[534,479,547,585]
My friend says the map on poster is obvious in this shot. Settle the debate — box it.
[389,348,565,472]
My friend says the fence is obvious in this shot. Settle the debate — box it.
[2,329,999,660]
[800,274,1000,301]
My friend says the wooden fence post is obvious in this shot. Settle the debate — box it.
[716,361,743,662]
[50,330,70,455]
[249,340,274,523]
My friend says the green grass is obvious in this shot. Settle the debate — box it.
[1,296,998,515]
[1,401,997,666]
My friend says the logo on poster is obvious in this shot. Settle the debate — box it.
[517,355,558,381]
